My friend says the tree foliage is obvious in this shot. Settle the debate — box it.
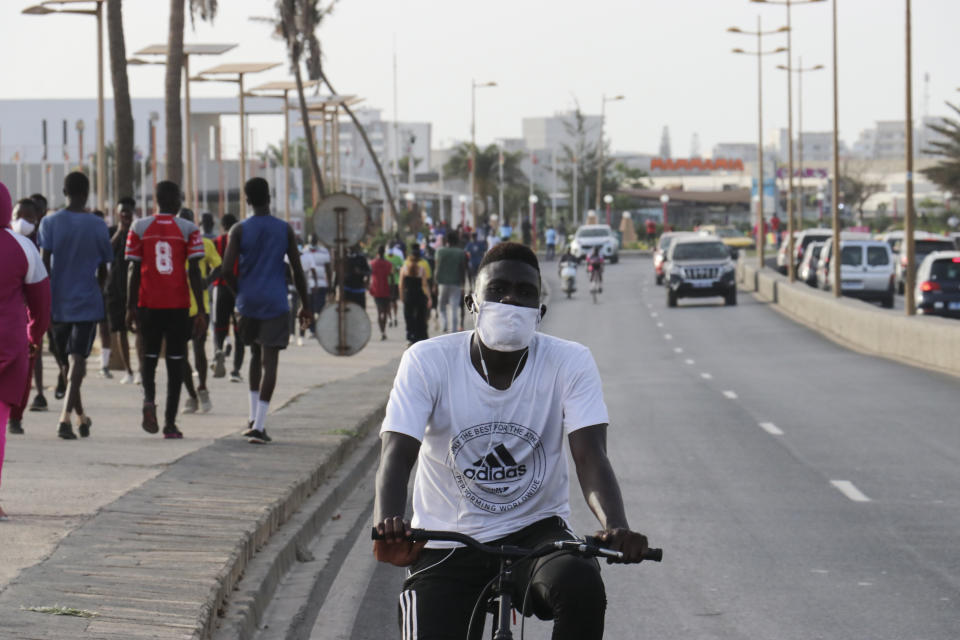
[921,102,960,193]
[838,160,884,219]
[443,144,527,220]
[556,108,618,223]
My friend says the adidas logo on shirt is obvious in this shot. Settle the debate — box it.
[463,444,527,482]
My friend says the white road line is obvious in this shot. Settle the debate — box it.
[685,359,695,365]
[650,312,658,318]
[759,422,784,436]
[656,322,664,328]
[674,347,683,354]
[701,373,713,380]
[722,390,737,399]
[664,334,673,340]
[830,480,871,503]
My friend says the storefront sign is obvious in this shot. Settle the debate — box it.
[650,157,745,172]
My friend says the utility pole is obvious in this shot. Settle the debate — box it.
[904,0,916,315]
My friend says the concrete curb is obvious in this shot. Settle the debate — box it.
[737,261,960,379]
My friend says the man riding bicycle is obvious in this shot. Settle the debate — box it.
[586,246,604,293]
[374,242,648,639]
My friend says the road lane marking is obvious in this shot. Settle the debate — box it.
[674,347,683,353]
[830,480,871,502]
[656,322,664,328]
[664,334,673,340]
[701,373,713,380]
[685,359,695,365]
[651,312,658,317]
[722,390,737,399]
[759,422,784,436]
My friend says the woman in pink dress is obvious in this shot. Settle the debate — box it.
[0,181,51,520]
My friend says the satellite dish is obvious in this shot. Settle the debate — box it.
[315,302,371,356]
[313,193,368,247]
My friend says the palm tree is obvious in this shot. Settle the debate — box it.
[107,0,134,201]
[275,0,329,203]
[443,143,526,220]
[922,102,960,193]
[164,0,218,186]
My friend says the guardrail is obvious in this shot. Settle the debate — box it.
[737,261,960,379]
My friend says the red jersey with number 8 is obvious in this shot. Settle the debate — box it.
[125,213,205,309]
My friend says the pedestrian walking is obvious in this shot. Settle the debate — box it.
[399,243,432,344]
[305,234,332,330]
[386,245,404,327]
[0,182,51,520]
[211,214,244,382]
[369,245,394,341]
[545,224,557,261]
[7,198,44,435]
[464,232,486,293]
[28,194,52,412]
[340,243,371,309]
[434,231,466,333]
[125,181,208,439]
[178,209,221,415]
[38,172,114,440]
[221,178,311,445]
[105,199,137,385]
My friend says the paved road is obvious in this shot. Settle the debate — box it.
[311,255,960,638]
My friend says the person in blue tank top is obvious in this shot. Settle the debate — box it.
[222,178,311,444]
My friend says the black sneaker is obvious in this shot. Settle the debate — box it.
[29,394,48,412]
[58,422,77,440]
[54,374,66,400]
[163,424,184,439]
[229,371,243,383]
[242,427,271,444]
[78,416,92,438]
[142,402,159,434]
[8,420,23,435]
[212,350,226,378]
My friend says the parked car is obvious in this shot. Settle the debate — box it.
[664,235,738,307]
[697,225,754,251]
[798,241,824,287]
[893,234,956,294]
[776,228,833,274]
[915,250,960,317]
[817,237,895,308]
[653,231,693,285]
[569,224,619,263]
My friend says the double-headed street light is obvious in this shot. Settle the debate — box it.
[730,20,788,269]
[751,0,828,282]
[777,59,824,224]
[24,0,106,209]
[594,94,625,211]
[470,80,497,229]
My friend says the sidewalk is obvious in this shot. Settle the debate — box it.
[0,308,406,638]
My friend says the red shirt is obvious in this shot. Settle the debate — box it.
[125,213,204,309]
[212,233,237,287]
[369,257,393,299]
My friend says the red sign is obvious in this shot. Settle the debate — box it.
[650,157,745,172]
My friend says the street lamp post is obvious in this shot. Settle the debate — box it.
[660,193,670,230]
[197,62,280,217]
[594,94,625,211]
[778,58,825,227]
[904,0,916,315]
[470,79,496,229]
[529,194,539,249]
[603,193,614,226]
[131,44,236,211]
[751,0,827,282]
[729,20,788,269]
[24,0,106,209]
[830,0,842,298]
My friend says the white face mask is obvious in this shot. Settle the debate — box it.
[473,300,541,352]
[12,218,35,236]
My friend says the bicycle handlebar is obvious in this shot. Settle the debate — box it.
[371,527,662,563]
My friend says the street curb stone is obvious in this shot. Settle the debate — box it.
[0,359,400,640]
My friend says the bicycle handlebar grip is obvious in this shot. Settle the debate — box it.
[644,548,663,562]
[371,527,382,540]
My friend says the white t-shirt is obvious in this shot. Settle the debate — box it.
[381,331,609,546]
[311,246,331,288]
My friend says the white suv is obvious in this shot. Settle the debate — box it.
[817,237,895,308]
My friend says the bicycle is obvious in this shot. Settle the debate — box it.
[372,527,662,639]
[589,267,602,304]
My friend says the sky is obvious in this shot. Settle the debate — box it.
[2,0,959,157]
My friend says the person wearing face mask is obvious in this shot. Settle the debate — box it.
[0,182,52,520]
[373,242,649,640]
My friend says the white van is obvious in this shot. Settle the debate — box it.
[817,237,895,308]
